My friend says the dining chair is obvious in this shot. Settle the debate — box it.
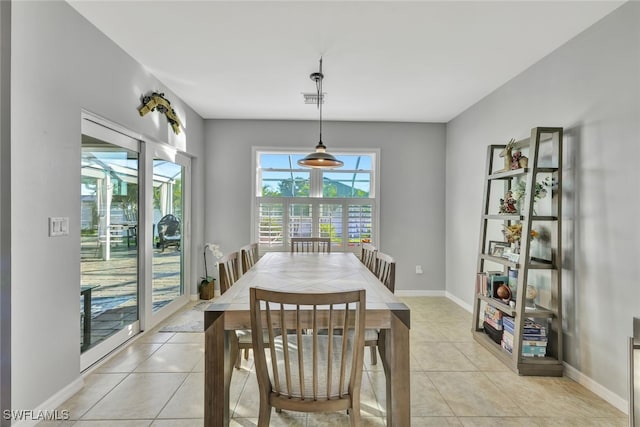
[290,237,331,253]
[240,242,259,274]
[365,251,396,365]
[376,252,396,293]
[217,251,254,368]
[249,287,366,426]
[218,252,240,295]
[360,243,377,274]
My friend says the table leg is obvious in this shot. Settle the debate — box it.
[205,311,232,426]
[382,311,411,426]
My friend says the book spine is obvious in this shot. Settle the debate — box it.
[522,334,548,342]
[484,305,503,319]
[483,316,503,330]
[522,340,547,347]
[522,327,547,335]
[503,316,515,328]
[521,345,547,355]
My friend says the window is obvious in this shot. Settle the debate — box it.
[254,150,378,252]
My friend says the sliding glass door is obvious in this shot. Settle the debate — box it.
[152,158,185,311]
[80,114,191,369]
[81,118,140,368]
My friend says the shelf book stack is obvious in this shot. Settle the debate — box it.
[483,305,504,344]
[502,316,547,357]
[476,272,509,298]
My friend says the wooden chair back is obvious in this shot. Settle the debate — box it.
[218,251,240,294]
[249,287,366,424]
[376,252,396,293]
[360,243,377,274]
[240,243,259,274]
[290,237,331,253]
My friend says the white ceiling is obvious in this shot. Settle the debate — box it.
[68,1,623,123]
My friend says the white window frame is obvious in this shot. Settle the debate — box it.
[251,147,380,252]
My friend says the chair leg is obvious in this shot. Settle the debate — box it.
[349,400,361,426]
[257,404,272,427]
[244,348,249,360]
[230,334,241,370]
[234,350,241,369]
[377,331,387,368]
[370,345,377,365]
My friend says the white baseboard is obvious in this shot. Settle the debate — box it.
[12,377,84,427]
[563,362,628,415]
[441,293,629,416]
[395,290,445,297]
[445,291,473,312]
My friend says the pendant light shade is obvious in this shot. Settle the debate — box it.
[298,141,344,168]
[298,58,343,169]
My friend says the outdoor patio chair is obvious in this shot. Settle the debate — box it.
[94,224,126,257]
[157,214,181,252]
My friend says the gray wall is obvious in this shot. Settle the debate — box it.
[10,1,205,412]
[0,1,11,424]
[446,2,640,402]
[205,119,446,292]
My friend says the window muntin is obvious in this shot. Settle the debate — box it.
[322,172,370,198]
[261,170,310,197]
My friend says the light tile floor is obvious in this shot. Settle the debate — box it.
[42,297,626,426]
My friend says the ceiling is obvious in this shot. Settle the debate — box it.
[67,1,623,123]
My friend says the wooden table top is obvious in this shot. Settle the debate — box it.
[205,252,410,330]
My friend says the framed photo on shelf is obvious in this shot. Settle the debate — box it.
[488,241,509,257]
[505,251,520,263]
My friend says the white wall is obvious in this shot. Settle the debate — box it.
[204,119,446,292]
[10,1,205,412]
[446,2,640,402]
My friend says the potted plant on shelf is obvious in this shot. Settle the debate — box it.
[199,243,223,300]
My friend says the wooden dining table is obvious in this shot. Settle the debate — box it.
[204,251,411,426]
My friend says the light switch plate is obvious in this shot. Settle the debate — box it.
[49,217,69,237]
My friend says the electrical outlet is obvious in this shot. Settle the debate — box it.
[49,217,69,237]
[415,265,423,274]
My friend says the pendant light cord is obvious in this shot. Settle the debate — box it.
[317,57,323,144]
[297,56,343,168]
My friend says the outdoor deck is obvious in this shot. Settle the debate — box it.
[80,236,181,349]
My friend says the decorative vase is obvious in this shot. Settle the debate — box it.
[511,241,520,254]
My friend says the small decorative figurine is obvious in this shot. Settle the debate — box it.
[511,150,528,169]
[498,138,516,171]
[499,190,518,214]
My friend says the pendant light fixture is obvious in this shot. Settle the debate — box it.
[298,57,344,169]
